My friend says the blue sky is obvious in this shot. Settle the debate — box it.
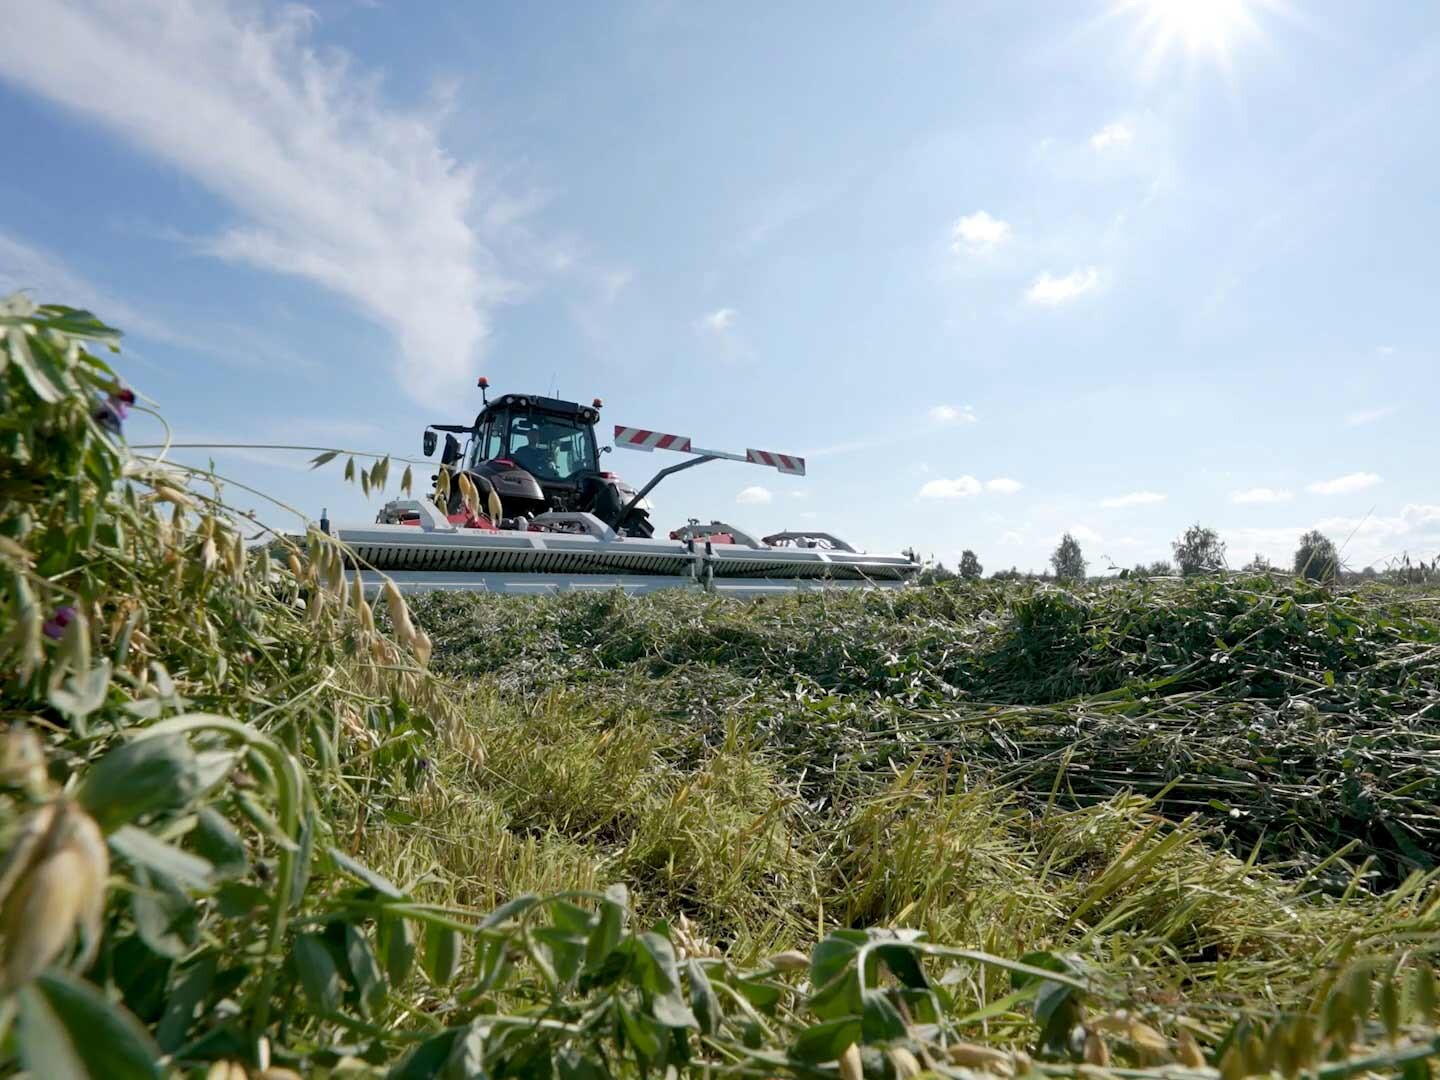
[2,0,1437,573]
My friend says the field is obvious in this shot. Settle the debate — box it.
[2,299,1439,1078]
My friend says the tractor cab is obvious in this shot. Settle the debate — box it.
[421,380,654,536]
[469,394,601,485]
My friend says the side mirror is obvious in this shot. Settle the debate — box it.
[601,445,612,455]
[422,429,437,457]
[441,434,462,466]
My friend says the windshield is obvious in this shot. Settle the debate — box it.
[471,410,597,480]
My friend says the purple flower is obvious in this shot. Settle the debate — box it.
[93,385,136,434]
[43,605,78,641]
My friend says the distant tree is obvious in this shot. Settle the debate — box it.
[1130,559,1174,579]
[991,566,1024,582]
[1294,530,1339,582]
[1050,533,1087,582]
[958,549,983,580]
[1172,523,1227,576]
[1242,553,1274,574]
[919,560,957,584]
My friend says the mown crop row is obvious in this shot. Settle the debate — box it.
[1,294,1437,1078]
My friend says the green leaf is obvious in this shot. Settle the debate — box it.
[345,925,388,1019]
[479,892,540,929]
[47,659,112,724]
[388,1029,460,1080]
[156,953,217,1051]
[16,970,162,1080]
[78,734,199,833]
[441,1022,487,1080]
[634,931,682,995]
[462,935,511,998]
[288,810,316,910]
[651,989,698,1030]
[533,925,587,988]
[294,932,342,1013]
[811,932,863,987]
[809,965,862,1021]
[131,865,198,958]
[860,989,907,1043]
[309,450,340,469]
[214,882,270,918]
[791,1017,863,1063]
[617,1000,662,1060]
[557,1047,607,1080]
[192,808,248,879]
[379,912,417,988]
[874,943,928,990]
[586,894,624,971]
[424,922,461,987]
[687,959,722,1036]
[735,977,784,1014]
[110,825,214,889]
[329,846,405,899]
[551,899,597,936]
[7,326,64,403]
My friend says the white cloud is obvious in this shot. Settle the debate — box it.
[1308,472,1382,496]
[1090,122,1134,150]
[1231,487,1294,505]
[736,485,773,505]
[698,307,736,334]
[929,403,977,424]
[986,477,1023,494]
[951,210,1011,254]
[1343,405,1398,427]
[919,476,982,500]
[1026,267,1100,305]
[1065,525,1104,545]
[1100,491,1166,509]
[0,0,514,410]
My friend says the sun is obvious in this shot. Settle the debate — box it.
[1115,0,1277,73]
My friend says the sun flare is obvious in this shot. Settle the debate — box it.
[1117,0,1276,72]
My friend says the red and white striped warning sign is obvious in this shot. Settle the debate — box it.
[746,449,807,476]
[614,426,692,453]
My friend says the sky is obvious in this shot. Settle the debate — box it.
[2,0,1437,574]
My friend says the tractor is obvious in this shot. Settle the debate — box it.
[421,378,655,537]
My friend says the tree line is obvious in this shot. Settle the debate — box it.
[908,526,1440,586]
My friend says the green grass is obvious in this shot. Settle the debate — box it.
[396,578,1440,1032]
[3,293,1438,1077]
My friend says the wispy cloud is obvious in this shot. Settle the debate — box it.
[0,0,518,409]
[1026,267,1100,305]
[736,485,772,505]
[1231,487,1294,505]
[1343,405,1399,427]
[929,403,977,424]
[951,210,1011,254]
[1090,122,1134,150]
[1066,525,1104,545]
[697,307,737,334]
[986,477,1023,494]
[1308,472,1382,495]
[919,476,982,500]
[1100,490,1166,509]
